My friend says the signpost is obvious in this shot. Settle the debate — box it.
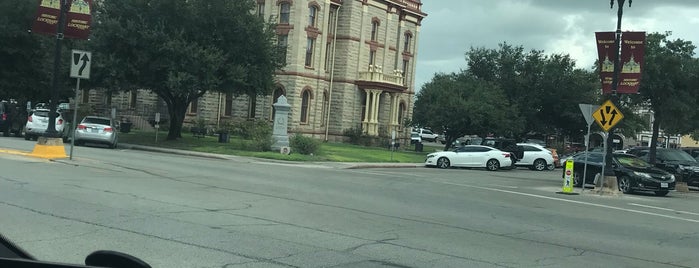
[69,50,91,160]
[579,104,599,193]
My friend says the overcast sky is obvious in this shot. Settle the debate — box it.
[414,0,699,90]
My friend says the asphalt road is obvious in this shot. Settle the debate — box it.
[1,137,698,268]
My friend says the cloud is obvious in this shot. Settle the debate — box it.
[415,0,699,90]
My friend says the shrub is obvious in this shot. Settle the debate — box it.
[343,126,374,146]
[290,134,320,155]
[231,119,272,140]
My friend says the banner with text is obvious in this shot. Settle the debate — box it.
[64,0,93,39]
[32,0,62,36]
[595,32,616,94]
[618,32,646,94]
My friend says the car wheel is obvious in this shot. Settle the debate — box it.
[24,134,30,141]
[546,164,555,171]
[486,159,500,171]
[533,159,547,171]
[618,176,633,194]
[436,157,450,169]
[654,190,669,197]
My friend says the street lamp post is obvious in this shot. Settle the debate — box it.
[45,0,69,138]
[603,0,632,179]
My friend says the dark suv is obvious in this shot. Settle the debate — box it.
[627,147,699,186]
[0,101,26,137]
[480,138,523,165]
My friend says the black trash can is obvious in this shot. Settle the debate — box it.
[218,132,230,143]
[415,142,423,152]
[120,122,132,133]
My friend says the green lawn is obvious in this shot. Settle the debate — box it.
[118,130,434,163]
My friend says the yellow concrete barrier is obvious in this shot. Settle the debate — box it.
[31,137,67,159]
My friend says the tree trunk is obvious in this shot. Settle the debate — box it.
[166,98,189,140]
[648,112,661,164]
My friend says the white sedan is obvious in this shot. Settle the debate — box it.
[425,145,513,171]
[515,143,556,171]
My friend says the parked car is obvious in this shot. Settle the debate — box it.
[414,128,438,142]
[514,143,555,171]
[410,131,421,144]
[424,145,513,171]
[627,147,699,186]
[24,109,69,141]
[74,116,118,149]
[480,137,522,164]
[562,152,675,196]
[0,100,26,137]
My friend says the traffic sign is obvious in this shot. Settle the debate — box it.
[70,50,91,79]
[592,100,624,132]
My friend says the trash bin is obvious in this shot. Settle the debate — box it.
[218,132,230,143]
[120,122,132,133]
[415,142,423,152]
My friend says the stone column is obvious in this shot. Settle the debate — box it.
[271,95,291,151]
[370,90,381,135]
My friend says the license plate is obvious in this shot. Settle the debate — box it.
[661,183,668,188]
[91,128,99,133]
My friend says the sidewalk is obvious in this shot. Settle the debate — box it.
[119,143,424,169]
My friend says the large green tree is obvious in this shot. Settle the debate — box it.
[465,44,600,139]
[89,0,284,140]
[0,1,71,104]
[635,32,698,163]
[412,73,522,150]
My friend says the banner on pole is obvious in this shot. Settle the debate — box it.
[595,32,616,95]
[64,0,93,40]
[618,32,646,94]
[32,0,62,36]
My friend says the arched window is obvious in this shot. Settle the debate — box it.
[279,2,291,24]
[271,87,285,120]
[403,32,413,53]
[300,89,312,123]
[370,20,380,41]
[308,5,318,27]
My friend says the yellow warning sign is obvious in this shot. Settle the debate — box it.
[562,159,574,193]
[592,100,624,132]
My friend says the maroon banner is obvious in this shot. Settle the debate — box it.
[618,32,646,94]
[32,0,62,36]
[595,32,616,94]
[64,0,93,40]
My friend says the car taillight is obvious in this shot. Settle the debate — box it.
[1,113,6,121]
[104,127,113,132]
[27,115,32,122]
[57,119,63,125]
[503,153,511,158]
[77,124,86,130]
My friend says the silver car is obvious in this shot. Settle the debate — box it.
[24,109,69,141]
[74,116,118,149]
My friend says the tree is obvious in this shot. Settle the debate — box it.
[89,0,284,140]
[0,1,70,104]
[636,32,698,164]
[412,73,522,150]
[465,44,599,139]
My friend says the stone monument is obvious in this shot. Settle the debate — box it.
[271,95,290,151]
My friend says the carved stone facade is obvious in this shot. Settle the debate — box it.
[82,0,426,141]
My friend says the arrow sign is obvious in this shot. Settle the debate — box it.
[592,100,624,132]
[70,50,91,79]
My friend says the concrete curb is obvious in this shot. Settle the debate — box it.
[118,143,233,160]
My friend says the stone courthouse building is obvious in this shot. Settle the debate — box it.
[81,0,426,141]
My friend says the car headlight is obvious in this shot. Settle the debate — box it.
[426,155,435,159]
[634,171,653,179]
[668,174,676,182]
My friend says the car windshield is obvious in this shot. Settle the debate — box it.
[82,118,111,125]
[658,150,697,162]
[616,155,652,168]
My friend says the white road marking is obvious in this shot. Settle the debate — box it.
[485,184,519,189]
[435,180,699,223]
[628,203,699,216]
